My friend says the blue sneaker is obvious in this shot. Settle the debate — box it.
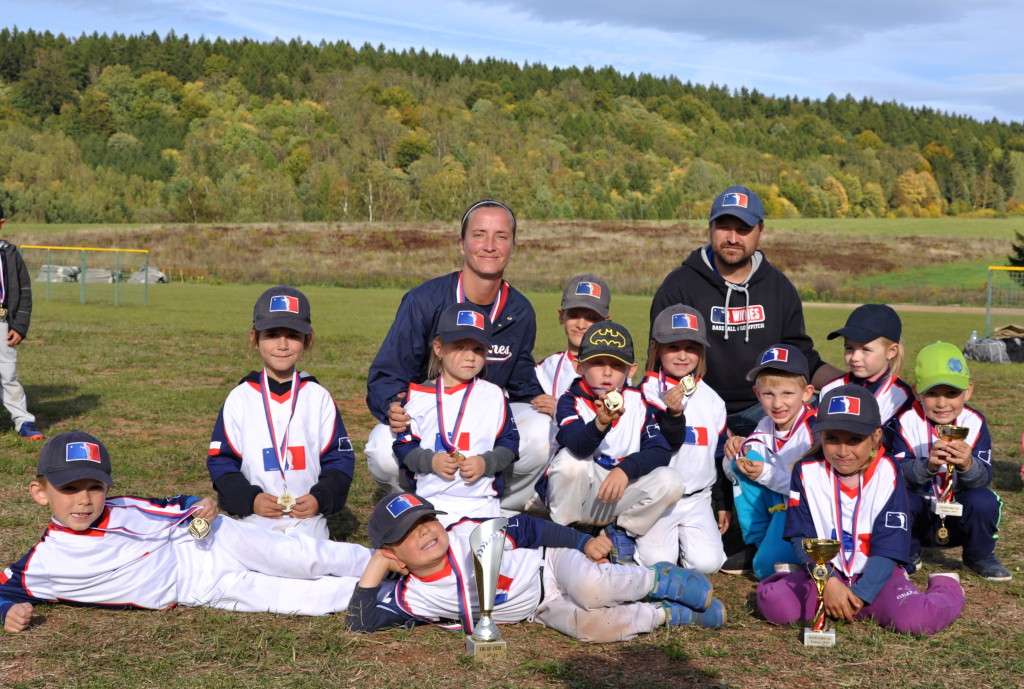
[648,562,713,611]
[964,555,1012,582]
[661,599,727,629]
[603,523,637,565]
[18,422,43,440]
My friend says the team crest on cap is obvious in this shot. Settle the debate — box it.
[66,441,102,463]
[456,310,486,330]
[827,396,861,415]
[574,281,601,298]
[386,493,423,517]
[269,295,300,313]
[948,358,964,373]
[722,192,749,208]
[671,313,698,330]
[587,326,627,349]
[760,347,789,365]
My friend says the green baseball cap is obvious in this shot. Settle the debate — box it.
[915,341,971,392]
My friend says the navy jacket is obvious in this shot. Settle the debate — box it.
[366,271,543,423]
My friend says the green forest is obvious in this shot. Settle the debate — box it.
[1,27,1024,224]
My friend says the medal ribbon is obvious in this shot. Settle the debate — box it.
[0,251,6,305]
[455,272,509,323]
[56,504,203,537]
[260,369,302,482]
[550,350,574,400]
[447,549,475,633]
[831,469,863,577]
[436,377,475,454]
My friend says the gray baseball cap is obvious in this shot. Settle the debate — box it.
[253,286,312,334]
[652,304,709,347]
[815,385,881,437]
[37,430,114,488]
[561,274,611,319]
[368,492,447,548]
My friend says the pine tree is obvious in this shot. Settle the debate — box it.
[1008,231,1024,286]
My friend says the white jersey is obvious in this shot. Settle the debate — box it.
[739,405,816,495]
[1,496,198,611]
[640,372,725,493]
[557,386,649,465]
[397,378,517,511]
[820,372,913,425]
[391,519,544,626]
[536,351,578,400]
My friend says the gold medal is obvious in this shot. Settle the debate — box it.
[936,523,950,545]
[451,451,466,463]
[0,306,6,318]
[680,374,697,396]
[277,492,296,513]
[188,516,211,540]
[603,390,623,412]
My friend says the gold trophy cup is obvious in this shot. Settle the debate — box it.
[465,517,509,660]
[933,425,968,543]
[802,538,842,647]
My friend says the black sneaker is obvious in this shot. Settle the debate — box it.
[720,544,756,575]
[964,555,1012,582]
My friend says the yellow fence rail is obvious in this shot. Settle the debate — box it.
[20,245,151,306]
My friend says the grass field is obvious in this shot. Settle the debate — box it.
[1,282,1022,689]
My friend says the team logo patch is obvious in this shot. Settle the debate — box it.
[207,441,222,456]
[386,494,423,517]
[66,442,101,463]
[269,295,300,313]
[760,347,789,365]
[671,313,698,330]
[885,512,908,530]
[262,446,306,471]
[574,282,602,298]
[683,426,710,446]
[587,327,627,349]
[456,310,486,330]
[495,574,513,605]
[710,305,765,325]
[827,396,861,415]
[722,192,748,208]
[947,357,964,373]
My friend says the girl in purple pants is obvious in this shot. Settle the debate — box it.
[756,385,964,636]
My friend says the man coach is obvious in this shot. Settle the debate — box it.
[650,185,841,438]
[364,199,552,513]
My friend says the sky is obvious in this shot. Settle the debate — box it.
[7,0,1024,124]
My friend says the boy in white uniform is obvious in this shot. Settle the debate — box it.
[1,431,371,633]
[345,492,725,641]
[536,321,684,540]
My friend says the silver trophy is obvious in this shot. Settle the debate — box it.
[465,517,509,660]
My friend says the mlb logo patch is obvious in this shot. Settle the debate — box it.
[671,313,698,331]
[574,282,602,298]
[386,494,422,517]
[760,347,789,365]
[683,426,709,446]
[456,310,486,330]
[828,395,861,415]
[262,446,307,472]
[66,442,101,463]
[884,512,908,530]
[722,192,748,208]
[269,295,300,313]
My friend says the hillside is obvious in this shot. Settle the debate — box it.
[1,28,1024,224]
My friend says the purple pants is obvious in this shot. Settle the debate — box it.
[756,567,964,636]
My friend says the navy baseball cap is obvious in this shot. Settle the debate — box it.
[577,320,634,365]
[37,430,114,488]
[652,304,709,347]
[368,492,447,548]
[815,385,881,436]
[827,304,902,343]
[709,185,764,227]
[436,303,492,348]
[746,344,810,381]
[561,274,611,319]
[253,286,312,334]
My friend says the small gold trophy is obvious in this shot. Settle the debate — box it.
[465,517,509,660]
[933,425,968,544]
[802,538,842,647]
